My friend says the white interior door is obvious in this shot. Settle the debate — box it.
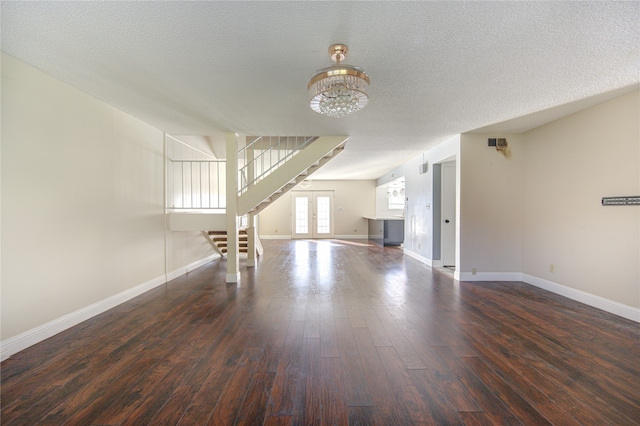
[292,191,334,239]
[441,163,456,267]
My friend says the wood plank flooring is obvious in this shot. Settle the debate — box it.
[2,239,639,425]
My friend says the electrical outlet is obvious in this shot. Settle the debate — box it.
[550,264,554,273]
[472,268,477,275]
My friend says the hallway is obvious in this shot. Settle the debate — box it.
[1,239,639,424]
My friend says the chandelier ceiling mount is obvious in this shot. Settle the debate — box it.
[308,44,370,118]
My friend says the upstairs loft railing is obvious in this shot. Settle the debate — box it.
[167,134,319,210]
[238,136,317,195]
[167,159,227,211]
[166,134,227,212]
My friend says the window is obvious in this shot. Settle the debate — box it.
[316,196,330,234]
[388,190,405,210]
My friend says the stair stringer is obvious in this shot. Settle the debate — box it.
[248,144,345,216]
[237,136,348,216]
[202,231,225,257]
[168,213,260,258]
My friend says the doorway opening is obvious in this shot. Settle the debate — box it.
[431,159,457,279]
[441,162,456,269]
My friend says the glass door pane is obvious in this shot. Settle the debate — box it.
[295,196,309,234]
[316,196,331,235]
[292,192,312,239]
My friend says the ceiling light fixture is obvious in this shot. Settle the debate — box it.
[308,44,370,118]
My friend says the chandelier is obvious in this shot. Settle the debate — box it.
[308,44,370,118]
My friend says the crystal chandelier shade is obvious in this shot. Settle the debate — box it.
[308,45,370,118]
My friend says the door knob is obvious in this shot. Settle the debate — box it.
[445,219,450,223]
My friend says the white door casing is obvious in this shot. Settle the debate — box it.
[441,163,456,267]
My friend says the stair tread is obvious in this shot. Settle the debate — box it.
[209,229,248,235]
[215,236,247,240]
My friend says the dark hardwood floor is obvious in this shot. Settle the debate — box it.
[2,239,639,425]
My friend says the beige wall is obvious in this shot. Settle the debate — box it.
[1,54,215,342]
[259,180,376,238]
[456,91,638,312]
[522,90,639,308]
[459,133,525,276]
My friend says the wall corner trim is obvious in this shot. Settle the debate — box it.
[0,254,221,362]
[522,274,640,323]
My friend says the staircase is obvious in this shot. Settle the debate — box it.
[204,229,248,255]
[237,136,347,216]
[167,133,347,269]
[202,228,264,257]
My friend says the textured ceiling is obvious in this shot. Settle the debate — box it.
[2,1,639,180]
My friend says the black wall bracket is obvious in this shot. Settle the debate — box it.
[602,196,640,206]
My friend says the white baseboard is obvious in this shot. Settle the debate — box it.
[458,272,523,282]
[0,254,221,361]
[423,267,639,323]
[1,274,165,361]
[166,254,220,282]
[334,235,368,240]
[522,274,640,323]
[259,235,368,240]
[403,249,434,266]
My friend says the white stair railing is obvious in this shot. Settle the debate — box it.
[237,136,317,195]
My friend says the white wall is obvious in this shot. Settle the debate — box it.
[259,180,376,239]
[169,135,217,159]
[1,54,216,351]
[166,230,216,277]
[380,135,460,264]
[522,90,639,309]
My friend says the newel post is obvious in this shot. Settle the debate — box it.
[225,132,240,283]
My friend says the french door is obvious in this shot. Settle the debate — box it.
[292,191,334,239]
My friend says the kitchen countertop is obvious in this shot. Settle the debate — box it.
[363,216,405,220]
